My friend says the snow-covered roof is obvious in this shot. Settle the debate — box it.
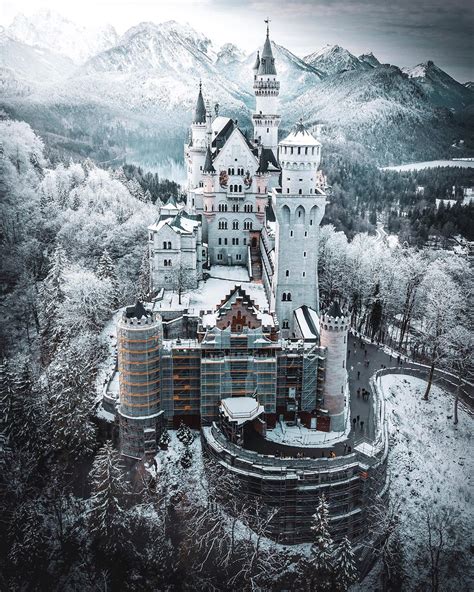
[220,397,265,425]
[212,116,233,137]
[294,305,320,341]
[149,211,201,235]
[280,120,321,147]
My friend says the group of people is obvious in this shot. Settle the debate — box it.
[356,387,370,401]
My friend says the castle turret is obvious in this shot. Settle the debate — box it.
[186,82,208,195]
[272,121,326,334]
[117,302,163,459]
[319,302,350,432]
[252,23,281,156]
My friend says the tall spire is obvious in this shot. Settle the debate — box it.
[258,19,276,75]
[193,80,206,124]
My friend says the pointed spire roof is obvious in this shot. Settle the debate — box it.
[326,301,344,319]
[203,146,215,173]
[257,22,277,76]
[193,81,206,124]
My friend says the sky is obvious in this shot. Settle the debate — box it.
[2,0,473,81]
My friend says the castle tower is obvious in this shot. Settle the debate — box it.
[252,22,281,156]
[186,82,208,194]
[272,121,326,335]
[117,302,163,459]
[319,302,350,432]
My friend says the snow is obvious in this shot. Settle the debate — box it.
[154,277,269,314]
[294,306,320,340]
[209,265,250,282]
[221,397,264,424]
[265,414,350,447]
[381,159,474,172]
[380,374,473,576]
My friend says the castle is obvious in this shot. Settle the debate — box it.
[104,25,388,548]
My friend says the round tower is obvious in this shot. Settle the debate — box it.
[187,82,208,192]
[319,302,350,432]
[117,302,163,459]
[279,119,322,195]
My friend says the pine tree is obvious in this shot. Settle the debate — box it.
[97,249,120,309]
[177,421,193,446]
[137,248,151,301]
[88,441,129,540]
[0,359,14,443]
[41,243,67,361]
[333,536,358,591]
[159,428,170,449]
[10,362,42,453]
[309,493,335,591]
[180,446,193,469]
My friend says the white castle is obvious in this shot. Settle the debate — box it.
[148,24,328,337]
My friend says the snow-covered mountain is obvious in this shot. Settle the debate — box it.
[358,52,380,69]
[7,10,118,65]
[304,45,370,76]
[403,61,474,110]
[0,36,75,89]
[216,43,245,67]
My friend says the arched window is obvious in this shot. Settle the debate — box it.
[295,205,305,223]
[287,293,292,301]
[281,205,290,225]
[282,293,287,302]
[244,220,253,230]
[164,260,168,267]
[285,270,289,277]
[167,242,171,249]
[163,241,167,249]
[233,220,239,230]
[298,188,302,195]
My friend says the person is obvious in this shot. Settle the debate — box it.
[360,420,364,431]
[352,418,357,428]
[364,349,367,358]
[357,370,360,379]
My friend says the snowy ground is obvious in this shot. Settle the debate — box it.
[265,415,349,448]
[379,374,472,586]
[154,277,269,314]
[209,264,250,282]
[381,159,474,172]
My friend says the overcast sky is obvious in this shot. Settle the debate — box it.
[2,0,473,81]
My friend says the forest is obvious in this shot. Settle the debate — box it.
[0,115,472,591]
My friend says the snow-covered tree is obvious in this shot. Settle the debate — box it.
[97,249,120,309]
[0,359,14,444]
[137,247,151,302]
[47,334,104,459]
[438,325,474,424]
[88,441,129,541]
[177,421,194,446]
[180,446,193,469]
[170,262,195,305]
[159,428,171,449]
[9,361,42,453]
[419,262,464,400]
[40,243,68,360]
[333,536,358,591]
[308,493,335,591]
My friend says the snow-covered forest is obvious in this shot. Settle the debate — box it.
[1,115,472,590]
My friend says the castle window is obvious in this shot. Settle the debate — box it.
[233,220,239,230]
[282,293,287,302]
[298,147,301,155]
[303,252,307,257]
[290,230,293,237]
[164,260,167,267]
[267,128,269,133]
[282,320,289,329]
[168,259,172,266]
[287,188,290,194]
[236,254,242,260]
[287,293,292,301]
[218,238,222,245]
[302,272,306,277]
[285,270,289,277]
[305,147,308,155]
[299,189,302,195]
[310,219,313,225]
[224,238,228,245]
[312,147,315,155]
[305,231,307,237]
[163,241,167,249]
[243,238,247,245]
[149,233,153,241]
[290,147,294,155]
[217,253,223,261]
[233,204,239,212]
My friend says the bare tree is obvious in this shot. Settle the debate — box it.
[170,262,195,305]
[438,325,474,424]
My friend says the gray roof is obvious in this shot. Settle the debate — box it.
[253,50,260,71]
[193,83,206,124]
[326,301,344,319]
[258,29,277,76]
